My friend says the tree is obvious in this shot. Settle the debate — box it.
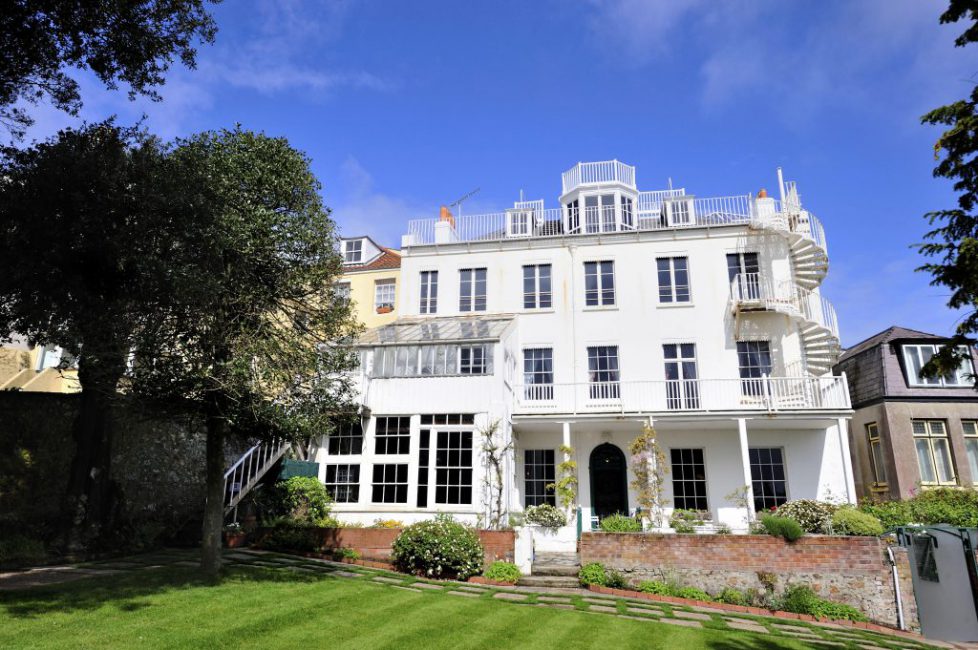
[129,127,361,577]
[0,1,218,140]
[919,1,978,381]
[0,122,176,548]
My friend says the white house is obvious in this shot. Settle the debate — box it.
[311,160,855,542]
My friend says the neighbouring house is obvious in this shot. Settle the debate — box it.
[306,160,855,544]
[0,335,79,393]
[336,236,401,329]
[833,326,978,499]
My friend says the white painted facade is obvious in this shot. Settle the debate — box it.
[312,161,854,540]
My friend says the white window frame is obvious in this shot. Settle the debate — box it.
[584,260,615,307]
[459,268,487,312]
[374,279,396,311]
[419,270,438,314]
[657,256,691,303]
[903,344,974,387]
[522,264,552,310]
[324,464,360,503]
[343,239,363,264]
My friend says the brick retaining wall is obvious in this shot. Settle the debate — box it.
[258,527,515,567]
[580,532,918,630]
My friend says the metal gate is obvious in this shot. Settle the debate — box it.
[893,525,978,643]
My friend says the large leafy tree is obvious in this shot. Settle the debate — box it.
[0,122,179,548]
[919,1,978,381]
[130,128,361,576]
[0,0,218,139]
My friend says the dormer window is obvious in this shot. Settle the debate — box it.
[343,239,363,264]
[903,344,974,387]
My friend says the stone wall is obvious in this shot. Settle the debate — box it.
[580,532,918,630]
[0,392,208,546]
[258,527,515,566]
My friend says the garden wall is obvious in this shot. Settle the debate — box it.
[580,532,918,630]
[258,527,515,567]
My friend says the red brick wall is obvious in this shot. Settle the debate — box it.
[581,532,886,574]
[259,527,515,566]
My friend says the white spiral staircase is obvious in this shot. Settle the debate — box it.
[735,182,841,376]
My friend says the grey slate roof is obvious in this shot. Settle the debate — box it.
[838,326,948,363]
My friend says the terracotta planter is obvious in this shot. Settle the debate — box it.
[376,305,394,314]
[224,532,247,548]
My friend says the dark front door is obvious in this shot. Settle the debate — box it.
[589,443,628,520]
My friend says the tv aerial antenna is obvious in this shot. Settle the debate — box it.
[449,187,480,217]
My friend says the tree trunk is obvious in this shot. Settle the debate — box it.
[60,352,125,552]
[201,409,226,578]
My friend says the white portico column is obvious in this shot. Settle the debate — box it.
[736,418,756,528]
[837,417,857,504]
[560,422,576,523]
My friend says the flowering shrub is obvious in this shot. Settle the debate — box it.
[524,504,567,528]
[772,500,837,533]
[860,488,978,528]
[370,519,403,529]
[391,514,484,580]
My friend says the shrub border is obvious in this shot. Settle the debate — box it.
[588,585,922,639]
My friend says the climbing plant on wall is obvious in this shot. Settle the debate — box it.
[548,444,578,514]
[629,425,668,528]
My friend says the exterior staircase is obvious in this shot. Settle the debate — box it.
[517,552,581,589]
[223,439,290,520]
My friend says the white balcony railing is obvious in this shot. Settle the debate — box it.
[730,273,839,338]
[513,375,850,415]
[406,194,761,245]
[562,160,636,193]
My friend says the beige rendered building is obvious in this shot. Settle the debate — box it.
[337,236,401,329]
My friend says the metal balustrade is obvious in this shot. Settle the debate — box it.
[730,272,839,338]
[512,375,850,415]
[223,439,290,517]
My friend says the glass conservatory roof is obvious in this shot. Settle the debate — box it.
[358,315,515,346]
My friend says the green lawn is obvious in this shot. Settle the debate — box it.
[0,567,818,650]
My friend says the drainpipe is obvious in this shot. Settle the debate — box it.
[886,546,906,630]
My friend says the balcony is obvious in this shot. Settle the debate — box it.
[561,160,637,193]
[512,375,850,416]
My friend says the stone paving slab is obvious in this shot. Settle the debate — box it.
[589,605,619,614]
[538,596,573,603]
[538,603,576,610]
[582,597,616,606]
[456,586,486,594]
[625,607,660,617]
[372,577,403,585]
[447,590,480,598]
[674,610,712,621]
[727,621,770,634]
[772,623,816,633]
[621,615,657,622]
[412,582,444,590]
[659,618,703,629]
[493,592,529,602]
[391,586,422,593]
[334,571,361,578]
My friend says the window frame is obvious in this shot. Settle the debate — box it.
[663,342,699,410]
[434,429,474,505]
[371,463,409,504]
[963,420,978,486]
[866,422,888,488]
[374,279,396,311]
[419,270,438,314]
[343,239,363,264]
[670,447,709,512]
[903,344,974,387]
[584,260,615,307]
[524,449,556,507]
[373,416,411,455]
[522,264,553,310]
[912,419,957,486]
[324,464,360,503]
[749,447,788,511]
[587,345,620,399]
[459,267,488,312]
[327,421,363,455]
[523,347,554,400]
[657,256,691,304]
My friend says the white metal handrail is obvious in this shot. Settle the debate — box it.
[730,273,839,338]
[562,160,636,193]
[223,439,290,515]
[513,375,850,414]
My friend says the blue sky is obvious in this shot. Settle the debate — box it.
[22,0,976,347]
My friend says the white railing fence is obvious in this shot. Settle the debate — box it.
[562,160,636,193]
[513,375,849,414]
[223,439,290,517]
[730,273,839,338]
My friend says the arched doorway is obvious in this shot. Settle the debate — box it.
[589,443,628,520]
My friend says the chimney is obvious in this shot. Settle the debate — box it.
[757,188,768,198]
[439,205,455,228]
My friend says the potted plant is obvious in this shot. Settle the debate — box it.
[376,304,394,314]
[223,522,247,548]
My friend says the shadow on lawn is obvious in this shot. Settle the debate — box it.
[0,564,336,619]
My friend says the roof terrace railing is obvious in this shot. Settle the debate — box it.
[561,160,636,193]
